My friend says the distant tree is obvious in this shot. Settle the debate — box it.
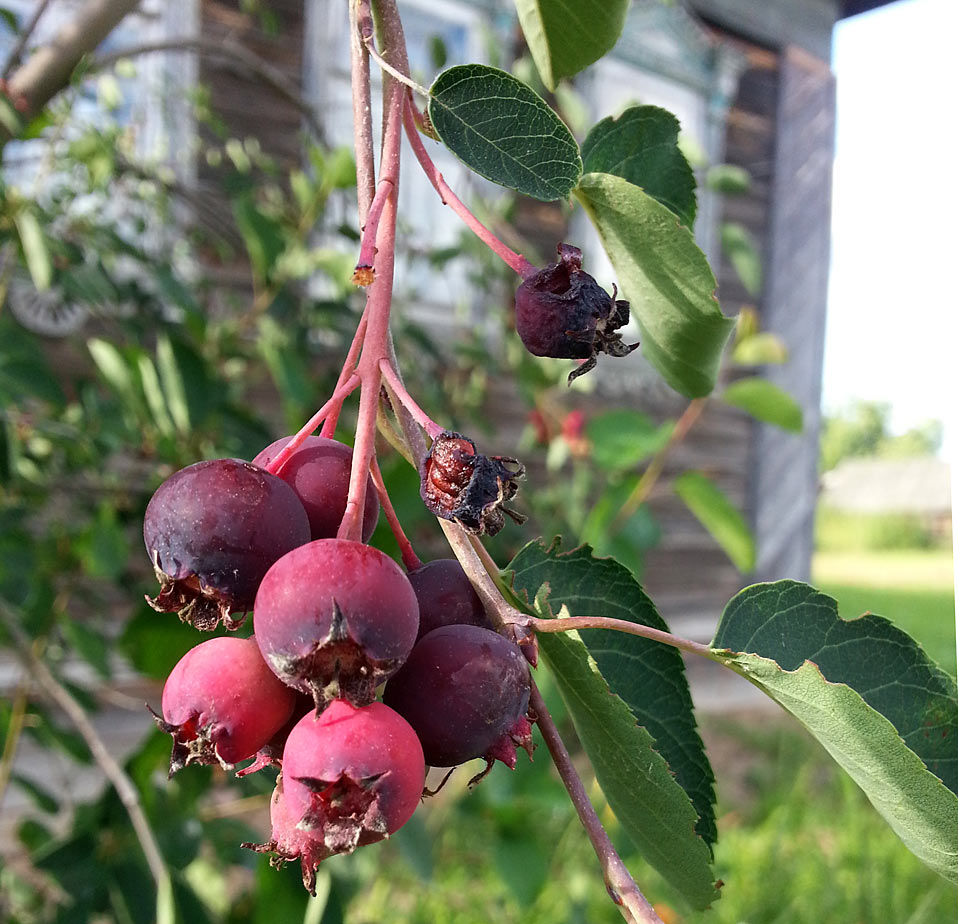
[820,399,943,471]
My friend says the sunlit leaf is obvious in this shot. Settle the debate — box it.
[575,172,735,397]
[515,0,629,90]
[712,581,958,884]
[722,376,803,432]
[673,470,755,573]
[428,64,582,201]
[581,106,696,227]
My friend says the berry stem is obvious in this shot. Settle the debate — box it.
[350,0,376,222]
[369,455,422,571]
[262,373,361,475]
[528,614,715,659]
[353,177,394,285]
[338,0,408,543]
[401,95,537,279]
[529,679,665,924]
[379,358,444,439]
[320,309,368,439]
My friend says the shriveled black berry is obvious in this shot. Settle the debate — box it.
[420,431,525,536]
[515,243,638,382]
[382,625,534,775]
[144,459,311,630]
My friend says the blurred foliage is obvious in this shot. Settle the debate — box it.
[820,398,943,472]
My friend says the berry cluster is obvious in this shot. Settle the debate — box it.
[144,440,534,892]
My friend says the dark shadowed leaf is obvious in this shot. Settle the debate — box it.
[515,0,629,90]
[582,106,697,227]
[428,64,582,201]
[711,580,958,884]
[673,470,756,573]
[722,376,803,432]
[509,538,719,910]
[575,172,735,397]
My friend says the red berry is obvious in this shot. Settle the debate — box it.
[253,539,419,708]
[281,701,425,856]
[143,458,311,630]
[252,436,379,542]
[242,776,329,895]
[153,636,297,775]
[407,558,491,641]
[382,625,533,773]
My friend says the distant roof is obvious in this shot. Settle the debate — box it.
[840,1,899,19]
[821,457,952,515]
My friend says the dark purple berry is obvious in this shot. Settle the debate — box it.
[383,624,534,774]
[252,435,379,542]
[152,636,297,775]
[144,459,311,630]
[515,243,638,382]
[253,538,419,709]
[408,559,491,641]
[420,431,525,536]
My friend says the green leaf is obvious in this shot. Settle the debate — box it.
[585,409,673,471]
[428,64,582,201]
[720,222,762,297]
[509,538,719,910]
[673,470,755,573]
[155,333,191,434]
[13,209,53,291]
[711,580,958,884]
[705,164,751,195]
[731,332,788,366]
[581,106,697,227]
[515,0,629,90]
[722,376,803,432]
[137,353,175,438]
[575,173,735,397]
[11,773,60,813]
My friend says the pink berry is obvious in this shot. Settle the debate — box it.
[153,636,297,775]
[242,776,329,895]
[281,701,425,856]
[253,539,419,708]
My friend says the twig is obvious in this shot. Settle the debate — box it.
[528,615,714,659]
[350,0,376,222]
[369,455,422,571]
[1,0,54,80]
[91,36,326,142]
[609,398,707,535]
[0,601,175,924]
[359,18,430,99]
[529,681,662,924]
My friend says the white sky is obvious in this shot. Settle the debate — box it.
[826,0,957,462]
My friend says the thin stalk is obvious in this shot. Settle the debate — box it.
[609,398,707,535]
[263,373,361,475]
[338,0,407,543]
[350,0,376,221]
[353,177,394,284]
[529,681,662,924]
[379,358,443,438]
[528,615,714,659]
[0,603,175,924]
[320,311,369,439]
[369,455,422,570]
[401,95,537,279]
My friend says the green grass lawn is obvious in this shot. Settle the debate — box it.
[812,548,956,678]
